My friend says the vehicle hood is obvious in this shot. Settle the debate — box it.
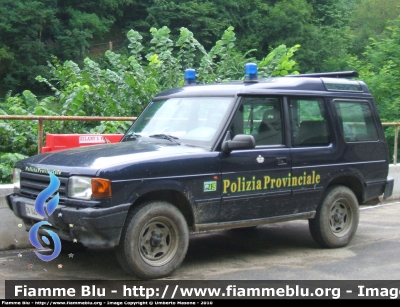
[16,141,209,176]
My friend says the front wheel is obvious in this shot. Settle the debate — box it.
[309,185,359,248]
[115,201,189,279]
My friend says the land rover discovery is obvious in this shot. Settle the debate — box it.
[7,64,394,279]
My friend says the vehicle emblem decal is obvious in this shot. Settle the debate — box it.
[257,155,264,163]
[204,181,217,192]
[25,166,62,176]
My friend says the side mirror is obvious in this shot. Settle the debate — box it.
[221,134,256,153]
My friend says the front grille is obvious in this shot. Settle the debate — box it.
[20,171,68,203]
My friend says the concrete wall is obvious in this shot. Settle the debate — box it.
[388,164,400,201]
[1,164,400,251]
[0,184,31,251]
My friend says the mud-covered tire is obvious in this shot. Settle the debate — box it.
[115,201,189,279]
[309,185,359,248]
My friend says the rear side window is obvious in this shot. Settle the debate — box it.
[334,100,379,142]
[290,98,330,147]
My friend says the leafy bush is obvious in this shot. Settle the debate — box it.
[0,153,28,183]
[0,26,300,183]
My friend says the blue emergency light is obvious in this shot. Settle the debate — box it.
[184,69,196,85]
[244,63,258,83]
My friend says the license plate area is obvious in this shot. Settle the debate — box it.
[25,204,44,220]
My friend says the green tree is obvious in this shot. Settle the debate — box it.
[127,0,273,59]
[0,0,134,95]
[290,0,355,72]
[0,0,59,94]
[349,0,400,56]
[351,16,400,162]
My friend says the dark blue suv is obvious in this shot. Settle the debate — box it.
[7,65,394,279]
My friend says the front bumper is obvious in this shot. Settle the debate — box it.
[6,194,130,248]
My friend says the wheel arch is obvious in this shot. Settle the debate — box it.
[132,189,195,227]
[325,175,364,204]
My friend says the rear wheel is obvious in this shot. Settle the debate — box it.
[309,185,359,248]
[115,201,189,279]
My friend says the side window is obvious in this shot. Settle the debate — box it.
[230,96,283,146]
[334,100,378,142]
[290,98,330,146]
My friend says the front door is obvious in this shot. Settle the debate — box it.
[219,96,292,222]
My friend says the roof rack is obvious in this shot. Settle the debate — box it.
[287,71,359,78]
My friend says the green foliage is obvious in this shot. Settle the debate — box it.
[285,0,355,73]
[0,26,300,183]
[352,17,400,122]
[2,0,395,95]
[349,0,400,56]
[258,44,300,77]
[0,153,28,183]
[198,26,253,83]
[0,0,133,94]
[0,0,399,173]
[0,0,58,94]
[350,16,400,163]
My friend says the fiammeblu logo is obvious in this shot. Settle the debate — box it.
[28,171,62,261]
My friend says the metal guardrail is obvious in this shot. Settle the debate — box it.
[0,115,399,164]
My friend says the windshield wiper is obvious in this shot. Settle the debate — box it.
[149,134,181,145]
[124,133,142,141]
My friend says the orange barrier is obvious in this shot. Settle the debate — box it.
[41,134,124,153]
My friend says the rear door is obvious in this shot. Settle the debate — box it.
[333,99,388,200]
[289,97,334,213]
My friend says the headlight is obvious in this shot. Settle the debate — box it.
[68,176,92,200]
[68,176,112,200]
[13,168,21,190]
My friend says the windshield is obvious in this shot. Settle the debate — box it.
[122,97,234,147]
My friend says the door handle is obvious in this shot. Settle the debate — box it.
[276,157,287,165]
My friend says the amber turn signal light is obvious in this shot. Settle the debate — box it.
[92,178,112,198]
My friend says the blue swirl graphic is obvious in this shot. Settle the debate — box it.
[29,171,62,261]
[28,221,62,261]
[34,172,60,218]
